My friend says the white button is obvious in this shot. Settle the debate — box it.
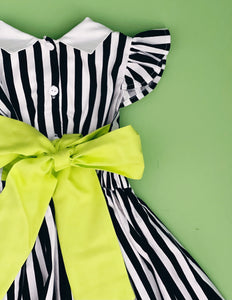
[49,85,59,96]
[47,41,55,50]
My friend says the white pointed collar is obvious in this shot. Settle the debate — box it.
[0,17,114,54]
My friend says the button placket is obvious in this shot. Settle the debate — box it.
[44,36,62,137]
[45,38,59,100]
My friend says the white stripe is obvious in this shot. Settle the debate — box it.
[56,43,63,135]
[26,252,39,299]
[133,43,170,55]
[132,34,171,45]
[10,53,31,123]
[14,269,21,300]
[34,235,49,285]
[79,51,90,132]
[26,46,38,129]
[44,207,57,299]
[128,59,162,77]
[66,46,75,134]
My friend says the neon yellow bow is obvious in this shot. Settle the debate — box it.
[0,115,144,300]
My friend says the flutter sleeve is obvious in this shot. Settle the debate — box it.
[119,28,171,108]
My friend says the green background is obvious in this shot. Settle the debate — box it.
[0,0,231,298]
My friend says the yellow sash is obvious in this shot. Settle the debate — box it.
[0,115,144,300]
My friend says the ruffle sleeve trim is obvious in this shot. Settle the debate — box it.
[120,28,171,107]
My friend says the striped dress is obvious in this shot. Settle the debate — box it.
[0,16,224,300]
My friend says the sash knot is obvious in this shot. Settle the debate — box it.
[50,148,71,171]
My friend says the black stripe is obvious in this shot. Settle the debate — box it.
[0,86,17,118]
[18,50,36,126]
[17,264,24,300]
[97,33,111,128]
[57,233,72,299]
[105,33,126,123]
[17,263,28,300]
[73,49,82,134]
[38,219,52,275]
[134,29,170,38]
[59,43,68,134]
[130,43,170,51]
[49,198,56,221]
[82,51,97,135]
[1,49,22,120]
[124,74,135,89]
[130,52,161,65]
[33,42,47,136]
[127,66,147,86]
[6,280,14,300]
[31,247,44,299]
[127,271,141,300]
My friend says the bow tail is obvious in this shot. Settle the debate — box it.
[0,157,57,299]
[53,166,135,300]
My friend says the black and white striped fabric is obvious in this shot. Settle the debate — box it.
[0,17,224,300]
